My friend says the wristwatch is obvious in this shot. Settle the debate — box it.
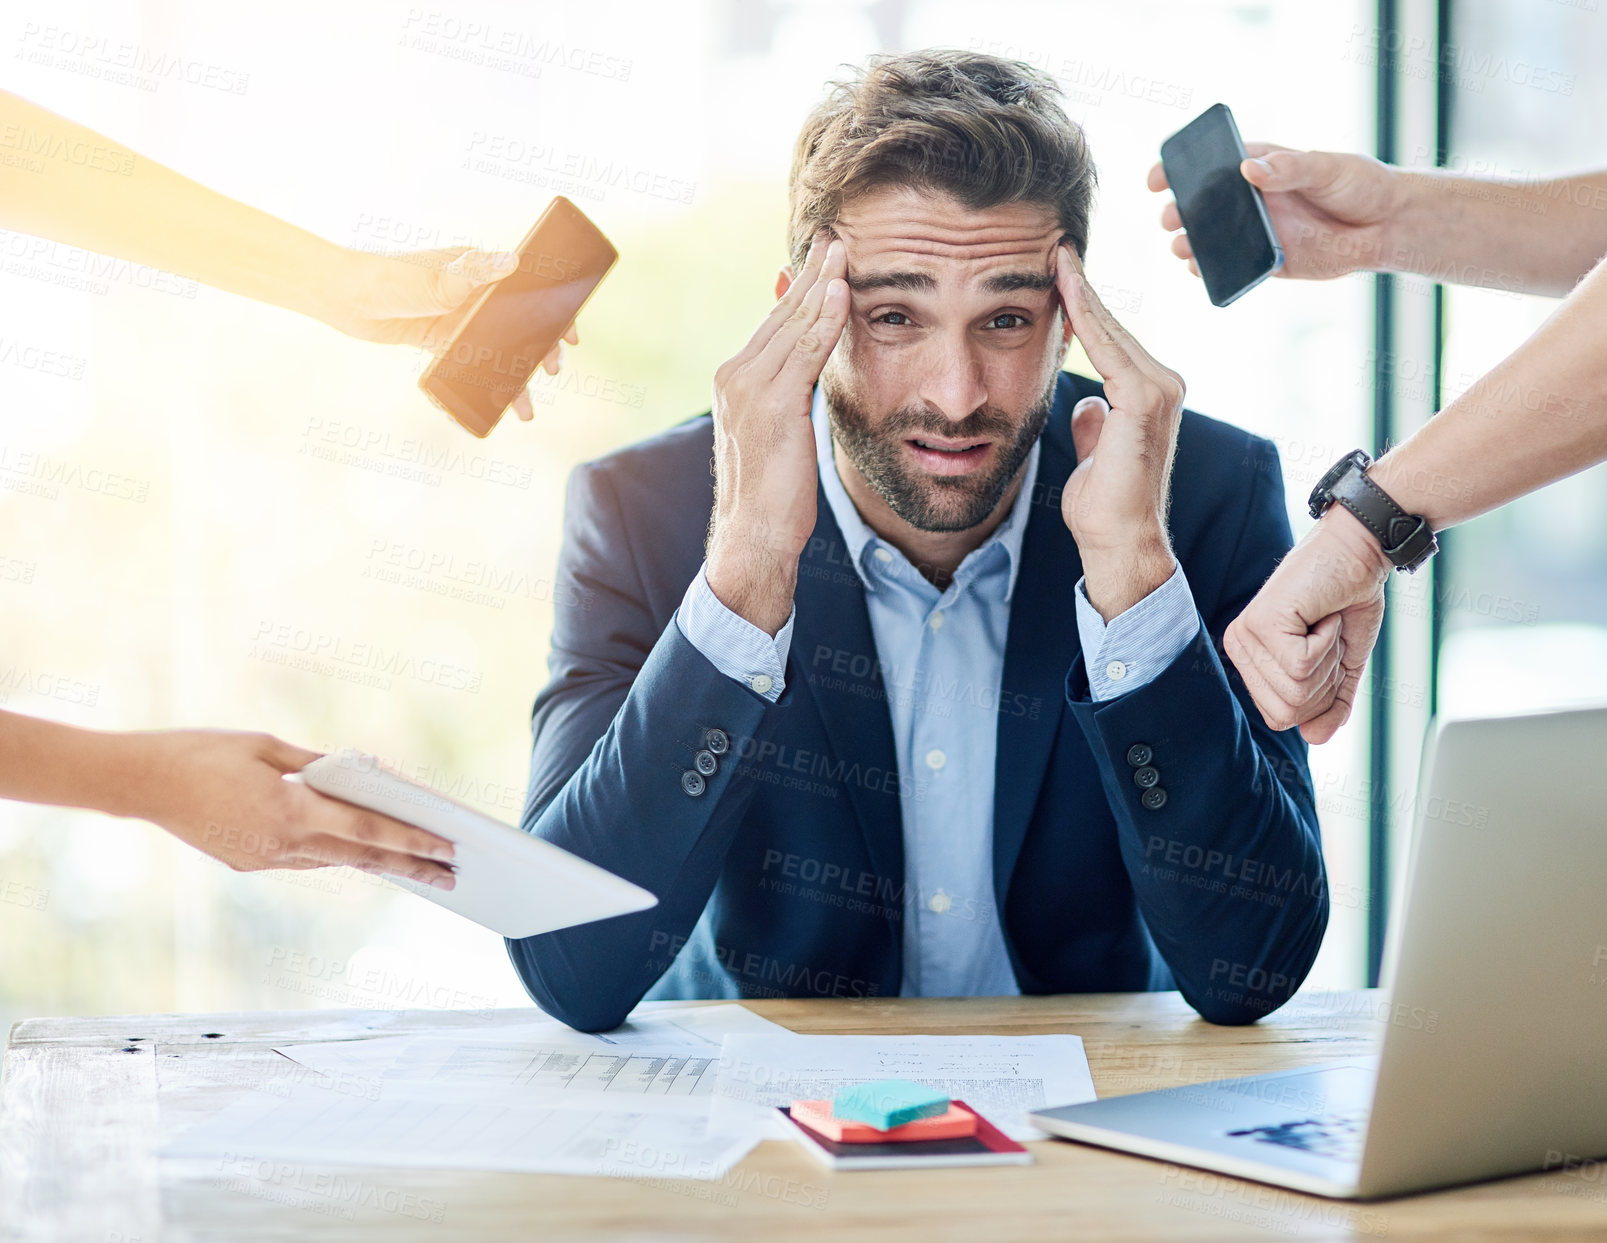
[1308,450,1438,573]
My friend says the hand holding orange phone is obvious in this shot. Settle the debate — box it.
[420,196,618,437]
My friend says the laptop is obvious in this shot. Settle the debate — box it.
[1031,703,1607,1199]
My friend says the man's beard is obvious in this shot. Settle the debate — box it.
[822,369,1057,533]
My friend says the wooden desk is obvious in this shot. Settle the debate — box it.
[3,990,1603,1241]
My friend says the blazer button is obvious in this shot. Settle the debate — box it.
[1140,786,1168,811]
[1126,743,1153,768]
[1132,765,1160,790]
[704,728,730,755]
[694,749,718,776]
[680,770,707,797]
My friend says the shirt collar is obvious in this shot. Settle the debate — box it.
[810,383,1039,601]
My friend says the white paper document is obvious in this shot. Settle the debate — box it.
[275,1004,785,1079]
[162,1081,759,1179]
[166,1005,790,1178]
[390,1037,724,1097]
[274,1004,787,1103]
[711,1033,1096,1141]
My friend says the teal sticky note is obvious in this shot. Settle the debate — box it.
[833,1079,950,1130]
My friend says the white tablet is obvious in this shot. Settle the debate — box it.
[291,750,656,938]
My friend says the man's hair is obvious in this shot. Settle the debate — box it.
[786,49,1097,270]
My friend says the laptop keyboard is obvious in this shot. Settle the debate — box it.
[1227,1110,1370,1162]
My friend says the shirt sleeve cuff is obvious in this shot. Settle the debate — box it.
[1074,560,1201,701]
[674,561,793,702]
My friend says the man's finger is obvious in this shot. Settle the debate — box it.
[1239,149,1340,195]
[1170,233,1194,262]
[758,241,846,378]
[1289,611,1344,684]
[735,231,831,364]
[1244,611,1344,714]
[1290,632,1347,723]
[1070,396,1108,463]
[1160,201,1182,232]
[1237,643,1309,733]
[512,388,535,422]
[1227,613,1343,733]
[1300,661,1363,744]
[1226,625,1308,732]
[777,277,850,385]
[1146,160,1169,192]
[1058,248,1157,381]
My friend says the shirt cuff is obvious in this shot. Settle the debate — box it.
[674,561,793,702]
[1074,560,1201,701]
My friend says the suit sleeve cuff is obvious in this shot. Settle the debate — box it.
[1075,560,1201,701]
[674,561,793,702]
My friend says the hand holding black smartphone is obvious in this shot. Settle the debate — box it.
[420,196,618,437]
[1160,104,1283,307]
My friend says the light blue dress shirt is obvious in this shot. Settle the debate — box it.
[674,384,1202,996]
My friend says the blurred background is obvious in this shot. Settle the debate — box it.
[0,0,1597,1030]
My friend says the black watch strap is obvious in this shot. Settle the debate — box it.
[1308,450,1438,573]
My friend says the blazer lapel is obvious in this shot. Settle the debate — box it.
[992,374,1087,909]
[789,489,905,921]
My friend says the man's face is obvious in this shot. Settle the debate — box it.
[814,185,1072,533]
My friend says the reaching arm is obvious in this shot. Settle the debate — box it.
[0,89,356,328]
[0,90,575,409]
[0,711,456,884]
[1372,166,1607,299]
[1149,142,1607,298]
[1369,253,1607,524]
[1227,253,1607,741]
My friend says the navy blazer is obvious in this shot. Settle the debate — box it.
[508,371,1327,1030]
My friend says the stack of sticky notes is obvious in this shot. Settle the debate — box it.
[779,1078,1031,1169]
[793,1079,975,1141]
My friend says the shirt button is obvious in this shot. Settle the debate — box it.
[873,547,894,563]
[1106,660,1128,681]
[750,674,773,695]
[680,770,707,798]
[928,889,951,914]
[694,749,718,776]
[704,728,730,755]
[1126,743,1153,768]
[929,612,945,632]
[925,748,947,771]
[1132,765,1160,790]
[1141,786,1168,811]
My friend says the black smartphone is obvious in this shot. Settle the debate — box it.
[420,196,618,437]
[1159,103,1282,308]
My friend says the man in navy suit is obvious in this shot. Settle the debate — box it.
[508,49,1328,1031]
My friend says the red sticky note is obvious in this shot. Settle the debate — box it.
[789,1099,978,1143]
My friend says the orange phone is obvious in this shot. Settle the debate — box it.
[420,196,617,437]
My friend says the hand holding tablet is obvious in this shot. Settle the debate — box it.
[291,750,656,937]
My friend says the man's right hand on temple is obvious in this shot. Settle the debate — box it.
[704,232,850,637]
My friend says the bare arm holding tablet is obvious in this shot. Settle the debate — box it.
[0,716,457,885]
[293,751,656,938]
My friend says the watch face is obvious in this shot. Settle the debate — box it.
[1308,462,1346,517]
[1309,450,1371,519]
